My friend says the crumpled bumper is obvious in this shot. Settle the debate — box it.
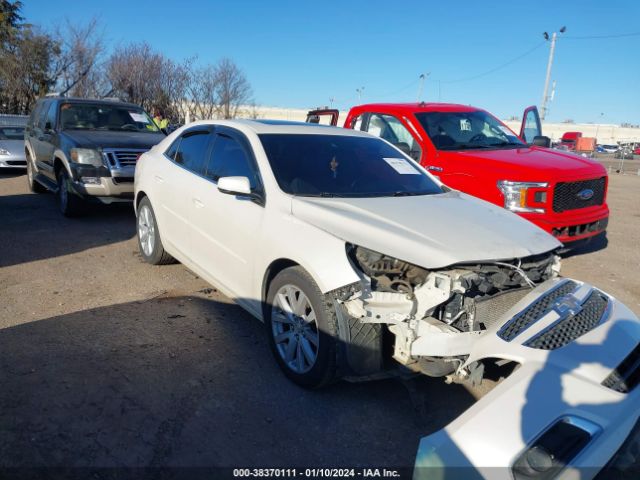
[413,279,640,479]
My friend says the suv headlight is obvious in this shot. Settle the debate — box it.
[497,180,548,213]
[69,148,103,166]
[0,148,10,156]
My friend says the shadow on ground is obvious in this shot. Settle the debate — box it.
[0,184,135,268]
[0,294,476,469]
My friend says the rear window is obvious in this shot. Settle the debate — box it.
[0,126,25,140]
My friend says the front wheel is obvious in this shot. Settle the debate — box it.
[26,153,46,193]
[137,197,175,265]
[57,168,85,216]
[266,266,340,388]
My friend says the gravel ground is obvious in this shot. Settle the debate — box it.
[0,170,638,475]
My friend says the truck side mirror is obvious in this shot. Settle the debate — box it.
[532,136,551,148]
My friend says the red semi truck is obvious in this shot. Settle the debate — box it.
[307,103,608,245]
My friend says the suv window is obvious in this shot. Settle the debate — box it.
[364,114,422,161]
[36,101,50,130]
[205,133,260,190]
[45,102,57,130]
[174,129,211,174]
[29,101,45,129]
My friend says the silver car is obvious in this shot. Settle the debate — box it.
[0,125,26,169]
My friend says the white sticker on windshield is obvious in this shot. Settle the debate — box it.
[129,112,149,123]
[460,119,471,131]
[383,157,420,175]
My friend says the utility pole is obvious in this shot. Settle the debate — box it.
[329,97,335,108]
[541,27,566,120]
[417,73,430,102]
[356,87,365,102]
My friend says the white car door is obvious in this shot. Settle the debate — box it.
[155,127,213,260]
[188,127,266,301]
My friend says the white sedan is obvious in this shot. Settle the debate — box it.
[134,120,640,477]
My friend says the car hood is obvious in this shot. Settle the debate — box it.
[441,146,606,179]
[290,190,560,269]
[61,130,165,150]
[0,139,24,155]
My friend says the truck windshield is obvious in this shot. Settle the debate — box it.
[259,134,443,198]
[59,103,160,133]
[415,110,525,151]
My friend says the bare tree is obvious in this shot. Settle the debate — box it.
[52,17,105,97]
[106,42,164,111]
[189,64,219,120]
[213,58,252,119]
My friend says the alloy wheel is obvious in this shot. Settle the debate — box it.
[138,204,156,257]
[271,284,320,374]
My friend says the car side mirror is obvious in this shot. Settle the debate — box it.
[218,176,252,196]
[532,136,551,148]
[44,121,53,132]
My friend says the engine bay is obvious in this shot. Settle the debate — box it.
[342,244,561,379]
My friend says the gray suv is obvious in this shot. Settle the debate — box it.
[25,97,165,216]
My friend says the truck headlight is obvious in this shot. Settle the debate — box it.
[69,148,103,166]
[497,180,548,213]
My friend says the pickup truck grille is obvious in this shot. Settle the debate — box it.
[552,177,606,213]
[103,149,147,168]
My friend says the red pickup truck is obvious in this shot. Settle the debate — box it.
[307,103,608,245]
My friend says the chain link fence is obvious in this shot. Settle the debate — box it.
[0,114,29,126]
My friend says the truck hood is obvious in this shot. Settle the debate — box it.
[290,190,560,269]
[61,130,165,150]
[441,146,606,179]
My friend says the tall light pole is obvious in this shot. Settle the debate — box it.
[595,112,604,140]
[356,87,365,102]
[417,73,430,102]
[541,26,566,120]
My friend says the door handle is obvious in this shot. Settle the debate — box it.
[426,165,443,172]
[154,175,164,183]
[192,198,204,208]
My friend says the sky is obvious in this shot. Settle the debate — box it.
[23,0,640,124]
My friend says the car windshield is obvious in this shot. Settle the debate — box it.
[0,126,25,140]
[415,110,525,151]
[59,103,160,133]
[259,134,443,198]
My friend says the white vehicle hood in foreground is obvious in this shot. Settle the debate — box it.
[414,279,640,478]
[291,190,560,269]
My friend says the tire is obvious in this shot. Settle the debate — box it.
[57,168,85,217]
[265,266,341,388]
[26,153,46,193]
[136,197,175,265]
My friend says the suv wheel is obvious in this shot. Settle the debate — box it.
[137,197,174,265]
[266,266,340,388]
[26,153,46,193]
[57,168,85,217]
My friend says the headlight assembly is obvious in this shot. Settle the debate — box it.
[69,148,103,166]
[497,180,548,214]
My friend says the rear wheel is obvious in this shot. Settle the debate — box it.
[26,153,46,193]
[137,197,174,265]
[266,266,340,388]
[57,168,85,217]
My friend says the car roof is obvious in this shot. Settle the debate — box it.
[350,102,482,114]
[185,119,374,137]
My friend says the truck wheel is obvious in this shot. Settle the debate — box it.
[26,153,46,193]
[57,168,85,217]
[136,197,174,265]
[266,266,341,388]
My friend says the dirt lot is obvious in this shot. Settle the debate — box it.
[0,170,639,474]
